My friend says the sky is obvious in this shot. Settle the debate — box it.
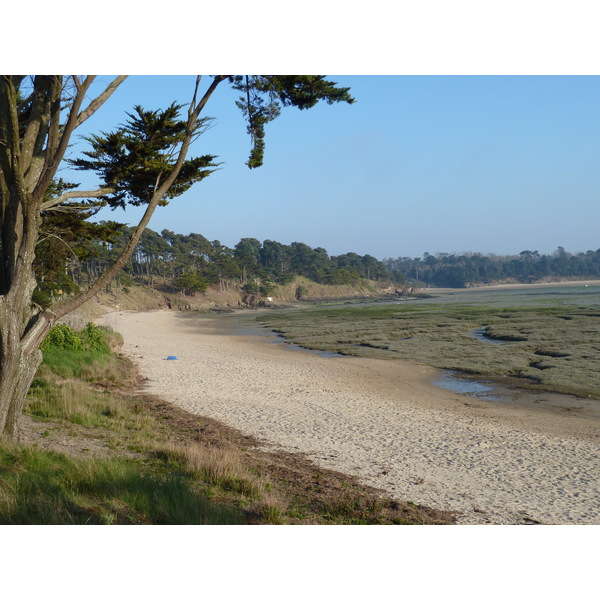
[68,74,600,261]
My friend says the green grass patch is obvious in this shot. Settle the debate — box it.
[40,348,113,379]
[0,443,244,524]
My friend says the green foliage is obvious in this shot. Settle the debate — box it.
[229,76,354,168]
[0,444,245,525]
[172,272,207,295]
[234,238,262,274]
[41,324,84,352]
[79,323,111,353]
[242,280,260,294]
[38,270,80,296]
[274,271,295,286]
[295,285,308,300]
[259,281,275,296]
[77,225,391,294]
[41,323,111,354]
[32,289,52,309]
[36,180,125,292]
[118,272,133,288]
[326,268,361,285]
[69,104,219,209]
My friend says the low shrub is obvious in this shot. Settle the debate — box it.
[41,322,114,355]
[79,323,111,353]
[41,323,84,352]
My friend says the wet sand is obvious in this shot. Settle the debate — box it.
[102,310,600,524]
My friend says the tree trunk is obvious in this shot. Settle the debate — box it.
[0,297,51,442]
[0,347,43,442]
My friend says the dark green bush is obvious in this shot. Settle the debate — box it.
[41,324,84,352]
[79,323,111,353]
[41,323,111,354]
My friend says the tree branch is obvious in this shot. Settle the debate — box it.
[20,77,53,176]
[32,76,127,207]
[75,75,128,127]
[25,77,63,192]
[190,75,227,121]
[0,77,22,189]
[32,77,95,206]
[36,232,79,260]
[188,76,202,118]
[40,187,115,211]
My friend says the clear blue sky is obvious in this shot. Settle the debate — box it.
[75,75,600,261]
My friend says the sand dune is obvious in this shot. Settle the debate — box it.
[102,310,600,524]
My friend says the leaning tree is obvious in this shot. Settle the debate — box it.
[0,75,353,441]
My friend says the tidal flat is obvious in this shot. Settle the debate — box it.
[256,285,600,400]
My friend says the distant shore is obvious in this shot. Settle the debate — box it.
[104,309,600,525]
[424,279,600,293]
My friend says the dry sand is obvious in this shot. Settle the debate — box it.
[102,310,600,525]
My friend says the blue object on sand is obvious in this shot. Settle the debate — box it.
[166,356,178,360]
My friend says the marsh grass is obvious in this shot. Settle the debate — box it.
[258,300,600,398]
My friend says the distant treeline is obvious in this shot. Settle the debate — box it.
[384,247,600,288]
[37,226,391,301]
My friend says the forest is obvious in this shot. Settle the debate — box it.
[385,247,600,287]
[33,223,392,303]
[34,219,600,304]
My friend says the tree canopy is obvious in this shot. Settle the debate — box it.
[66,225,389,298]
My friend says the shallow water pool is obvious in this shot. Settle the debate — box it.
[433,371,501,401]
[468,327,511,346]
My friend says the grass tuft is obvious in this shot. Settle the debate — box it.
[0,443,245,524]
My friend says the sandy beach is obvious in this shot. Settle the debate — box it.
[102,310,600,525]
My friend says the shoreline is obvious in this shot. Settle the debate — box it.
[425,279,600,293]
[102,309,600,525]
